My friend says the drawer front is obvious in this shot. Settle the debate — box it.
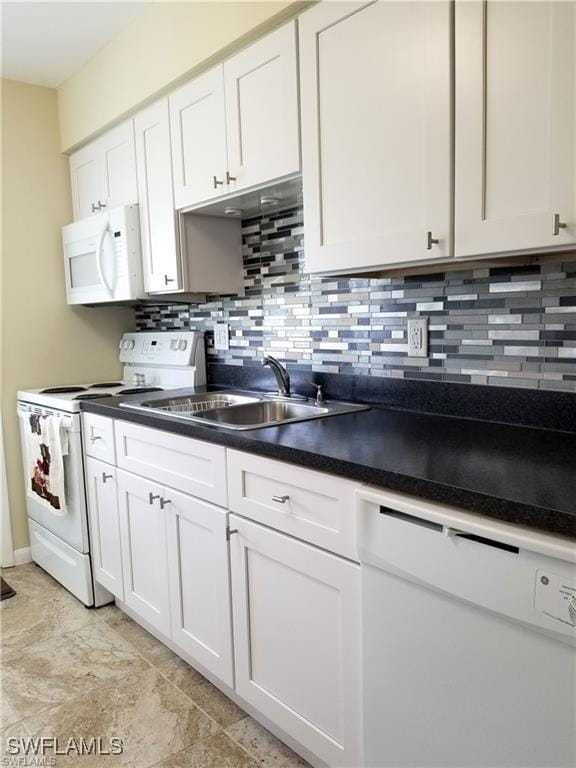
[227,450,358,560]
[115,421,227,506]
[83,413,116,464]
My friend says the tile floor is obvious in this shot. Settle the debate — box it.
[1,564,310,768]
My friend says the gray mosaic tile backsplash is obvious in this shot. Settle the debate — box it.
[135,206,576,392]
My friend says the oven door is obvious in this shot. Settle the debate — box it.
[63,216,118,305]
[17,403,90,553]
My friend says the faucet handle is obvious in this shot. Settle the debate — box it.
[313,383,325,405]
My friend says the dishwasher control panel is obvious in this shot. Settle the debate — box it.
[535,570,576,628]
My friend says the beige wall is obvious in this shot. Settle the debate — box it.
[58,1,307,151]
[1,79,132,551]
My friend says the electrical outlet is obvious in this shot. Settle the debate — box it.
[407,317,428,358]
[214,323,229,351]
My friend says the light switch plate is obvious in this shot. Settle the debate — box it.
[214,323,230,351]
[407,317,428,358]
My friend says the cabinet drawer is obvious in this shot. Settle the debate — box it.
[83,413,116,464]
[227,450,358,560]
[115,421,227,506]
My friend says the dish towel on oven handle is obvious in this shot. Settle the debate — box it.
[21,413,69,516]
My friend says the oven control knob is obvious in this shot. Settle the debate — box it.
[170,339,179,351]
[128,340,135,350]
[178,339,187,351]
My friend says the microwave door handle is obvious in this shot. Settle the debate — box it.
[96,222,114,297]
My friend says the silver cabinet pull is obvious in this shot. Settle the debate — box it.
[159,497,171,509]
[226,528,238,541]
[272,495,290,504]
[89,435,102,442]
[102,473,113,483]
[553,213,567,236]
[226,171,237,184]
[149,493,161,505]
[91,202,99,213]
[426,231,439,250]
[213,175,224,189]
[164,274,175,285]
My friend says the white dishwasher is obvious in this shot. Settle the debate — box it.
[358,487,576,768]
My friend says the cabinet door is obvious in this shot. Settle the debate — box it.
[166,489,233,686]
[135,99,182,293]
[170,67,228,209]
[69,144,103,220]
[455,1,576,257]
[85,458,123,600]
[224,21,300,193]
[117,470,171,636]
[299,1,452,274]
[230,515,362,767]
[99,121,138,211]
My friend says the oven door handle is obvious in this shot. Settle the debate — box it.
[96,221,115,298]
[17,406,74,431]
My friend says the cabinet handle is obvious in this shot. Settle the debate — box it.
[102,473,113,483]
[226,171,237,184]
[89,435,102,443]
[426,232,439,250]
[149,493,161,505]
[91,202,99,213]
[164,274,175,285]
[272,495,290,504]
[226,528,238,541]
[553,213,567,236]
[213,176,224,189]
[159,497,171,509]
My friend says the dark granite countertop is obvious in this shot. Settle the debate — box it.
[81,394,576,538]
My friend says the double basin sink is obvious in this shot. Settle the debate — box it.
[120,390,369,431]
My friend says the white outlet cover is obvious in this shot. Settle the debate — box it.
[407,317,428,358]
[214,323,230,351]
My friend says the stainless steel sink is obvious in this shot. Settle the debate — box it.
[192,400,330,429]
[120,388,369,430]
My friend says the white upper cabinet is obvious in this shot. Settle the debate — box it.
[299,1,452,274]
[224,21,300,193]
[169,67,228,210]
[455,1,576,257]
[69,121,137,221]
[134,99,181,293]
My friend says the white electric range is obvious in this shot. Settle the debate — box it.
[16,331,205,606]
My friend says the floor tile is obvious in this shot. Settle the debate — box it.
[1,563,61,599]
[2,622,149,718]
[0,721,30,764]
[157,732,259,768]
[24,667,220,768]
[101,610,177,665]
[0,588,97,662]
[158,657,246,728]
[0,695,21,728]
[226,718,310,768]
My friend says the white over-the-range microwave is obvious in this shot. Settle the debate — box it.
[62,204,145,305]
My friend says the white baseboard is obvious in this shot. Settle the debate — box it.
[13,547,32,566]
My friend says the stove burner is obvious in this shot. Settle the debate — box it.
[74,392,114,401]
[90,382,123,388]
[119,387,163,395]
[41,386,87,394]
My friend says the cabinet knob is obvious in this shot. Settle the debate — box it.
[213,176,224,189]
[102,473,113,483]
[226,171,237,184]
[272,495,290,504]
[426,231,440,250]
[553,213,567,236]
[149,493,161,505]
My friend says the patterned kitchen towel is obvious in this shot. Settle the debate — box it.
[22,413,69,515]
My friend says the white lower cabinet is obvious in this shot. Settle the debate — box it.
[166,488,234,686]
[85,458,123,600]
[230,514,362,768]
[117,469,172,636]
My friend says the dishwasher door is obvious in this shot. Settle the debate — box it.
[358,488,576,768]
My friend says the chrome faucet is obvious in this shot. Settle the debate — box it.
[262,355,291,397]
